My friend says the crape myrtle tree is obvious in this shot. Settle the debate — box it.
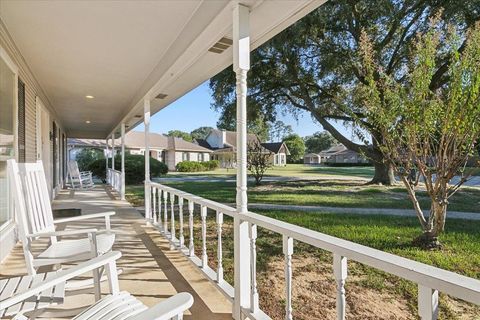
[247,140,272,185]
[355,19,480,248]
[209,0,480,185]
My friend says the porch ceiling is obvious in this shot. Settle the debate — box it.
[0,0,325,139]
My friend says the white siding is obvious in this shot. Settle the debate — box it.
[189,152,198,162]
[1,22,67,259]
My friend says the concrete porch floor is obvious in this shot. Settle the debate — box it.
[0,185,232,319]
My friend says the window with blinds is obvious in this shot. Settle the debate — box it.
[17,78,26,163]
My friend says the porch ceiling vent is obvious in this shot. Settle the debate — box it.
[155,93,168,99]
[208,37,233,54]
[134,115,142,118]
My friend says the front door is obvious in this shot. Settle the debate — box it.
[36,97,51,196]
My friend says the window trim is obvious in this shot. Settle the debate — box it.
[0,45,19,230]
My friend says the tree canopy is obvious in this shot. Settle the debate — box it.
[283,134,306,163]
[190,126,214,140]
[304,131,337,153]
[210,0,480,184]
[166,130,193,142]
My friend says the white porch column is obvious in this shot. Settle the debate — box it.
[121,123,126,200]
[233,4,251,319]
[144,98,151,220]
[105,138,109,182]
[111,133,115,171]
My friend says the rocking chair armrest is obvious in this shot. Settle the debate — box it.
[128,292,194,320]
[0,251,122,310]
[26,228,99,238]
[53,211,115,224]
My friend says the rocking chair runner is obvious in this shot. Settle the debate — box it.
[0,252,194,320]
[7,160,115,297]
[67,160,94,189]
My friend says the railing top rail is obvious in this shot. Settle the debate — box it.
[107,168,122,174]
[148,181,480,305]
[242,211,480,305]
[150,182,237,216]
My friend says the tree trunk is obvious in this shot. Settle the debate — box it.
[369,160,396,185]
[415,201,447,249]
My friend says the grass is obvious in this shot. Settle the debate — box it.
[149,205,480,319]
[166,164,376,179]
[126,179,480,213]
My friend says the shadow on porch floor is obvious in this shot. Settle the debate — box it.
[0,185,232,319]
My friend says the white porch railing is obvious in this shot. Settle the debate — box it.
[107,168,122,193]
[147,181,480,320]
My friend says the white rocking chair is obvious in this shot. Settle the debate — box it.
[7,160,115,297]
[0,251,194,320]
[68,160,94,189]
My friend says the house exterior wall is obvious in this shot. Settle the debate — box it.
[213,153,236,168]
[1,26,67,261]
[304,154,321,164]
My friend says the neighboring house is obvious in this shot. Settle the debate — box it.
[196,129,289,167]
[68,131,212,171]
[304,153,321,165]
[304,144,369,164]
[261,142,289,166]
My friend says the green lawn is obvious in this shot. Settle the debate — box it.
[126,179,480,212]
[167,164,375,179]
[124,178,480,318]
[149,206,480,319]
[165,164,480,179]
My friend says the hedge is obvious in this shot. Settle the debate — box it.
[88,154,168,184]
[176,160,219,172]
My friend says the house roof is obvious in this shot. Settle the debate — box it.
[318,144,347,156]
[68,131,212,153]
[195,139,212,149]
[261,142,290,154]
[213,129,259,149]
[304,153,321,158]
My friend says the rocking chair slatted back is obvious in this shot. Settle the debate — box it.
[8,160,56,244]
[67,161,80,179]
[18,161,55,236]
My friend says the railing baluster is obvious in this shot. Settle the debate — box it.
[188,200,194,257]
[249,223,259,313]
[333,254,347,320]
[418,285,439,320]
[170,193,176,241]
[152,187,157,224]
[163,190,168,234]
[216,211,224,283]
[283,235,293,320]
[158,189,162,230]
[179,197,184,247]
[201,205,207,268]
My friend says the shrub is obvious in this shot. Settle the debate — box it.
[76,148,104,171]
[175,160,220,172]
[88,154,167,184]
[204,160,220,170]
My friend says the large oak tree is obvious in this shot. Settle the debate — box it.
[210,0,479,185]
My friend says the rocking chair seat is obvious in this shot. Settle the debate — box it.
[37,233,115,262]
[0,271,66,317]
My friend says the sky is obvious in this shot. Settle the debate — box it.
[135,80,358,141]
